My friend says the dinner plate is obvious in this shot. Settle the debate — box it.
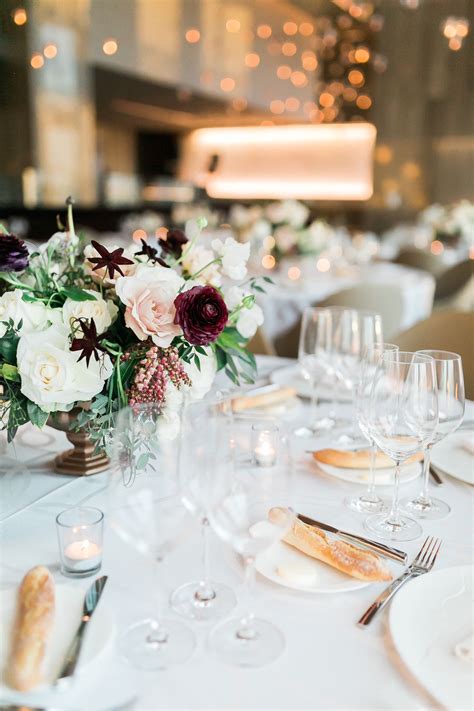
[312,457,421,486]
[234,395,304,421]
[0,583,114,695]
[270,365,353,403]
[254,521,370,594]
[430,431,474,485]
[389,565,473,710]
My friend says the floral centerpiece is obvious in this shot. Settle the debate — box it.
[419,200,474,247]
[0,199,264,469]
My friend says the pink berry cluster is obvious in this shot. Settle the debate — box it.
[124,345,192,407]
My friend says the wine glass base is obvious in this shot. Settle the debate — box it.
[118,617,196,670]
[209,617,285,667]
[364,512,422,541]
[344,494,387,514]
[400,496,451,520]
[170,581,236,622]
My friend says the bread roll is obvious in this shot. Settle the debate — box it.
[6,566,55,691]
[231,386,296,413]
[268,507,392,582]
[313,448,423,470]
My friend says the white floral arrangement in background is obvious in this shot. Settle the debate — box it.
[419,200,474,246]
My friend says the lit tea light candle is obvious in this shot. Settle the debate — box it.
[254,431,277,467]
[56,507,104,578]
[63,539,102,572]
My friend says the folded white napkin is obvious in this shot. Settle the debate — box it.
[454,632,473,663]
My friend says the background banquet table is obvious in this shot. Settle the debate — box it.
[257,262,435,343]
[0,356,472,711]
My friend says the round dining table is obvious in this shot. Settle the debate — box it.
[0,356,472,711]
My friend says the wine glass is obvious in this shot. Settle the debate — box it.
[400,350,465,519]
[170,397,237,621]
[365,351,438,541]
[344,342,399,513]
[208,424,295,667]
[108,403,196,669]
[294,306,332,437]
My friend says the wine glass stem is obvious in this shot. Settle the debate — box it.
[366,440,378,499]
[387,461,402,526]
[195,517,216,603]
[416,446,432,506]
[309,372,318,426]
[236,556,257,641]
[147,556,168,644]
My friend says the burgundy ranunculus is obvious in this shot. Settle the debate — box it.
[174,285,228,346]
[0,233,29,272]
[159,229,188,258]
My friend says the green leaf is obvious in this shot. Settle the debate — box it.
[214,346,228,372]
[27,401,49,428]
[0,363,19,381]
[0,331,19,363]
[60,287,97,302]
[21,293,42,303]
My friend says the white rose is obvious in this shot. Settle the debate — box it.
[183,348,217,401]
[212,237,250,281]
[62,290,118,335]
[84,243,137,286]
[236,303,264,339]
[115,263,183,347]
[182,244,221,287]
[0,289,60,338]
[274,225,298,253]
[17,323,113,412]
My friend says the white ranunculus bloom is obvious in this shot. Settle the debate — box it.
[236,303,264,339]
[62,290,118,334]
[212,237,250,280]
[0,289,60,338]
[183,347,217,401]
[17,323,113,412]
[181,244,221,287]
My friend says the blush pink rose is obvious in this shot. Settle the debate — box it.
[115,264,184,347]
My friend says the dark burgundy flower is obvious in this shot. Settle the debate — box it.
[0,233,29,272]
[136,238,169,268]
[174,286,228,346]
[87,240,134,280]
[70,318,108,366]
[159,229,188,258]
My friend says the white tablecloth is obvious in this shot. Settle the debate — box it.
[1,356,472,711]
[258,261,435,342]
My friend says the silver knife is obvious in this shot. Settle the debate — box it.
[57,575,108,682]
[297,514,407,565]
[429,463,444,486]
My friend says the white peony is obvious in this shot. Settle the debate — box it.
[266,200,309,228]
[17,323,113,413]
[84,243,137,286]
[0,289,60,338]
[274,225,298,253]
[181,244,221,287]
[62,290,118,334]
[212,237,250,280]
[236,303,264,339]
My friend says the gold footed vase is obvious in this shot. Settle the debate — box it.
[48,408,109,476]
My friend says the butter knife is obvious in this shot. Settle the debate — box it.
[57,575,108,682]
[297,514,407,565]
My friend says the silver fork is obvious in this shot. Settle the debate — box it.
[358,536,442,626]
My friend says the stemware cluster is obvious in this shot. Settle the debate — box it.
[108,398,294,670]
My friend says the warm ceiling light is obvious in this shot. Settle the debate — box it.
[220,77,235,92]
[354,47,370,63]
[302,55,317,71]
[226,19,240,33]
[257,24,272,39]
[282,42,297,56]
[343,87,357,102]
[285,97,300,111]
[232,97,248,111]
[348,69,364,86]
[270,99,285,114]
[30,53,44,69]
[374,144,393,164]
[185,28,200,43]
[12,7,27,25]
[262,255,276,269]
[102,39,118,55]
[319,92,335,107]
[291,71,308,87]
[323,106,338,122]
[299,22,314,36]
[283,21,298,36]
[356,95,372,109]
[442,23,456,38]
[43,43,57,59]
[448,37,462,50]
[456,20,469,37]
[276,65,292,80]
[245,52,260,68]
[260,120,275,126]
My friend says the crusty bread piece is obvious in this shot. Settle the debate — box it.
[313,448,423,470]
[268,507,392,582]
[231,386,296,413]
[6,566,55,691]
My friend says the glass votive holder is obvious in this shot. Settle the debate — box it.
[251,423,279,467]
[56,506,104,578]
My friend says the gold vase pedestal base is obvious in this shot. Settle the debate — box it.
[48,410,109,476]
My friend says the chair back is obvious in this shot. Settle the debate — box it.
[395,248,445,277]
[434,260,474,302]
[247,327,276,356]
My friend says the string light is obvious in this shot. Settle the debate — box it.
[226,19,240,33]
[375,145,393,164]
[348,69,365,86]
[441,17,469,50]
[220,77,235,92]
[257,24,272,39]
[12,7,27,25]
[245,52,260,68]
[262,255,276,269]
[30,53,44,69]
[319,92,335,107]
[185,28,200,43]
[354,46,370,63]
[356,94,372,109]
[288,266,301,280]
[269,99,285,114]
[285,97,300,111]
[299,22,314,36]
[102,39,118,55]
[43,44,57,59]
[283,21,298,36]
[276,65,292,80]
[316,257,331,272]
[282,42,297,56]
[290,71,308,87]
